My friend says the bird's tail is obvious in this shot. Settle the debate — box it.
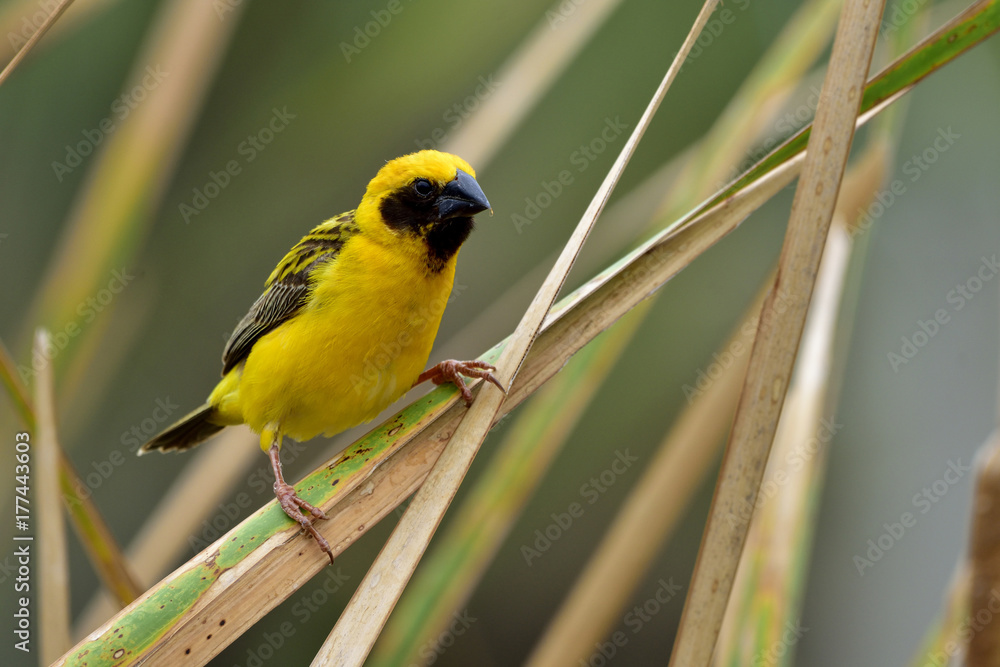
[138,403,225,454]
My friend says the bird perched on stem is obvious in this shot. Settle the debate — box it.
[140,150,502,563]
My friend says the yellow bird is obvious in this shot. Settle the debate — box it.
[140,150,501,563]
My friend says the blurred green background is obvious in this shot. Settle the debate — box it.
[1,0,999,664]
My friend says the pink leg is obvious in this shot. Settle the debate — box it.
[268,441,334,565]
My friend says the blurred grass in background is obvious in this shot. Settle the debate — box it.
[1,0,999,664]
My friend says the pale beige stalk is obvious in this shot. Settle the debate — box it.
[0,0,74,87]
[667,0,885,663]
[527,286,765,667]
[35,329,72,663]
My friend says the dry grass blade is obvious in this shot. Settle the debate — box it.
[34,329,72,663]
[0,0,114,58]
[2,337,141,608]
[667,0,885,663]
[518,29,846,660]
[542,124,877,665]
[715,127,896,666]
[714,221,855,667]
[527,285,765,667]
[0,0,73,87]
[59,456,143,607]
[966,431,1000,664]
[310,4,722,663]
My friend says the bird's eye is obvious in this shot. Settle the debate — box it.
[413,179,434,198]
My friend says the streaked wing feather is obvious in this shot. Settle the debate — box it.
[221,211,359,374]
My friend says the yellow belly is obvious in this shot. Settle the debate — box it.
[210,237,456,445]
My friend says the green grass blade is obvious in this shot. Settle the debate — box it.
[1,338,34,429]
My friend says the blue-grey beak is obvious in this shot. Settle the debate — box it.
[437,169,490,220]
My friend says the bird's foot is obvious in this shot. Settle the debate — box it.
[273,481,334,565]
[417,359,505,406]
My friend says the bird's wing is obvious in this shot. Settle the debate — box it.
[221,211,360,374]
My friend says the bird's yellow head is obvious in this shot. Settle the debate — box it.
[356,150,491,271]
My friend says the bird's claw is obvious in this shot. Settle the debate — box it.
[274,481,334,564]
[420,359,505,407]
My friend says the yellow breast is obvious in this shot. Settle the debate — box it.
[223,233,458,442]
